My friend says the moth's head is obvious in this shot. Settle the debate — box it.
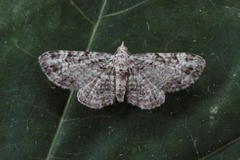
[117,41,128,53]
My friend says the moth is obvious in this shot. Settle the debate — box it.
[39,42,206,109]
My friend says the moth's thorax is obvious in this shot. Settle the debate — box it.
[114,52,129,70]
[114,42,129,102]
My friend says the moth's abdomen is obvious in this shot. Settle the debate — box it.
[115,71,127,102]
[114,60,128,102]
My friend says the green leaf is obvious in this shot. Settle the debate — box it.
[1,0,240,159]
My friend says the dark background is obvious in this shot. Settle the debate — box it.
[0,0,240,159]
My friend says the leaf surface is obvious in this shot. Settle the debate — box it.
[1,0,240,159]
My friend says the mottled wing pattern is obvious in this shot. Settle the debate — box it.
[129,53,206,92]
[127,67,165,109]
[38,50,113,90]
[77,67,115,109]
[39,42,206,110]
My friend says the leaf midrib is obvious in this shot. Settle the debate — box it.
[45,0,108,159]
